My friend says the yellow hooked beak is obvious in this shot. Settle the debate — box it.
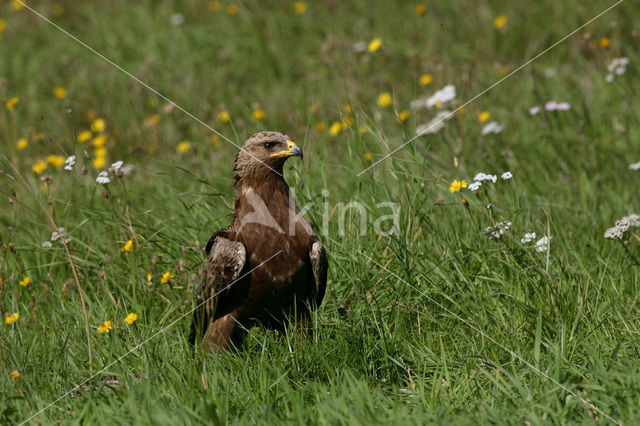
[270,140,303,159]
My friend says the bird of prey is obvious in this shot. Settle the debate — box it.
[190,131,328,350]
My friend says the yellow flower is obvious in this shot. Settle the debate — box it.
[32,161,47,175]
[344,104,353,114]
[91,118,106,133]
[93,157,105,169]
[16,138,28,150]
[293,1,307,15]
[5,97,19,110]
[0,277,3,285]
[208,0,221,11]
[314,122,326,132]
[329,121,342,136]
[218,110,230,123]
[77,130,92,143]
[457,106,466,115]
[415,4,426,14]
[226,4,238,15]
[176,140,191,154]
[52,3,64,16]
[10,370,21,380]
[19,276,32,287]
[398,110,410,122]
[211,134,221,148]
[341,116,353,129]
[146,272,153,282]
[252,109,265,121]
[46,155,65,168]
[91,135,107,147]
[368,38,382,53]
[449,180,467,193]
[156,252,164,258]
[5,312,19,324]
[98,320,112,334]
[493,14,507,29]
[160,271,174,284]
[359,126,367,135]
[53,87,67,99]
[124,312,138,324]
[121,238,134,253]
[11,0,25,11]
[144,114,161,126]
[0,19,6,34]
[94,147,107,158]
[599,37,610,49]
[376,92,392,108]
[419,73,433,86]
[478,111,490,123]
[364,153,372,163]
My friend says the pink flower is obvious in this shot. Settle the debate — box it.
[555,102,570,111]
[544,101,558,111]
[529,106,541,115]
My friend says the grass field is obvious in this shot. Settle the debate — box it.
[1,0,640,423]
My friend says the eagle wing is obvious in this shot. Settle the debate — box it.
[309,241,328,306]
[190,230,246,344]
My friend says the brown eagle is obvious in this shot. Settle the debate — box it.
[190,131,328,350]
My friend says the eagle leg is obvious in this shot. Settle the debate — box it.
[203,310,246,351]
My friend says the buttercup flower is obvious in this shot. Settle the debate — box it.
[53,87,67,99]
[209,1,221,11]
[329,121,342,136]
[98,320,113,334]
[314,122,326,131]
[124,312,138,324]
[478,111,490,123]
[47,155,66,168]
[77,130,92,143]
[398,110,410,122]
[5,97,19,110]
[364,153,372,163]
[93,157,106,169]
[293,1,307,15]
[91,118,105,133]
[368,38,382,52]
[92,135,107,147]
[121,238,134,253]
[161,271,174,284]
[449,180,467,193]
[419,73,433,86]
[5,312,19,324]
[252,109,265,121]
[32,161,47,175]
[415,4,426,14]
[377,92,392,107]
[19,276,32,287]
[176,141,191,154]
[493,14,507,29]
[599,37,610,49]
[218,111,230,122]
[226,4,238,15]
[16,138,28,150]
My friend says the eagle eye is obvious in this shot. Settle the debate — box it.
[263,142,278,149]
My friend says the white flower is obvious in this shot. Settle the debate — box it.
[51,227,71,244]
[481,122,503,135]
[410,85,456,110]
[170,13,184,26]
[111,161,123,171]
[605,57,629,83]
[629,161,640,171]
[416,110,453,136]
[121,164,135,176]
[64,155,76,171]
[535,236,551,252]
[96,171,111,184]
[604,213,640,240]
[521,232,536,244]
[468,181,482,191]
[501,171,512,180]
[353,41,367,53]
[42,241,52,249]
[473,172,497,183]
[487,221,511,239]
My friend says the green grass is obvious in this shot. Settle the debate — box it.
[1,0,640,423]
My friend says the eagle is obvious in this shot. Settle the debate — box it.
[190,131,328,350]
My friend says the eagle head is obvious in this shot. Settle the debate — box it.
[234,131,303,182]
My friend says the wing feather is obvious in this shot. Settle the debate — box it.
[309,241,328,306]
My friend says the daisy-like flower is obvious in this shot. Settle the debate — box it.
[77,130,92,143]
[449,180,467,193]
[16,138,28,150]
[368,38,382,52]
[416,110,453,135]
[11,370,21,380]
[5,312,19,324]
[481,122,503,135]
[468,181,482,191]
[293,1,307,15]
[96,171,111,184]
[629,161,640,171]
[605,57,629,82]
[521,232,536,243]
[160,271,174,284]
[124,312,138,324]
[377,92,392,108]
[121,238,134,253]
[53,87,67,99]
[501,171,512,180]
[535,235,551,252]
[493,14,507,29]
[98,320,113,334]
[410,85,456,110]
[64,155,76,171]
[91,118,106,133]
[5,97,19,110]
[529,106,541,115]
